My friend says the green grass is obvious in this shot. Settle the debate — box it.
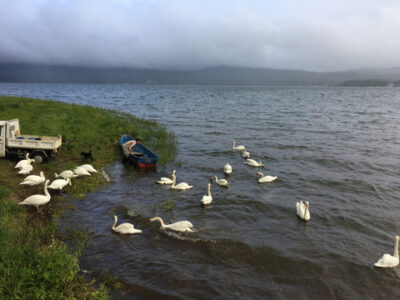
[0,96,176,299]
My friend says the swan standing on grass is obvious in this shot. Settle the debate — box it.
[375,235,400,268]
[111,215,142,234]
[73,166,91,176]
[171,174,193,190]
[18,164,33,175]
[47,178,72,191]
[157,170,176,185]
[79,164,98,173]
[257,172,277,183]
[149,216,194,232]
[19,179,51,211]
[245,158,264,167]
[201,183,213,205]
[296,201,310,221]
[20,171,45,186]
[224,163,232,175]
[232,139,245,151]
[213,176,228,187]
[55,170,78,179]
[15,153,34,169]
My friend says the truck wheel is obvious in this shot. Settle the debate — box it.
[32,152,45,164]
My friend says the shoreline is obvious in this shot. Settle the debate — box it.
[0,96,176,298]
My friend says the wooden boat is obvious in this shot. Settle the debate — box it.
[121,134,159,168]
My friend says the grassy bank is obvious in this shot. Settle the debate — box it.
[0,96,176,299]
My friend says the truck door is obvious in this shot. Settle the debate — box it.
[0,121,5,157]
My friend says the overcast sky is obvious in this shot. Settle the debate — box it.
[1,0,399,71]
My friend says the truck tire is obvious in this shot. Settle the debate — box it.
[31,152,46,164]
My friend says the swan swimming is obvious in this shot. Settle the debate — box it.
[296,201,310,221]
[149,216,194,232]
[201,183,213,205]
[241,149,250,158]
[111,215,142,234]
[47,178,72,191]
[224,163,232,175]
[245,158,264,167]
[19,179,51,210]
[157,170,176,185]
[257,172,277,183]
[232,139,245,151]
[375,235,399,268]
[79,164,98,173]
[20,171,45,186]
[214,175,228,187]
[171,174,193,190]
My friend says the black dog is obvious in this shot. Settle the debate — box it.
[80,150,94,161]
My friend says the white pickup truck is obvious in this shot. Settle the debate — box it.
[0,119,62,163]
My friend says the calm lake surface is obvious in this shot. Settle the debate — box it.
[2,83,400,299]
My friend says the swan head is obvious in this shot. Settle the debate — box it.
[305,201,310,208]
[396,236,400,242]
[40,171,44,177]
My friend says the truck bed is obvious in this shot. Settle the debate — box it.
[8,134,62,150]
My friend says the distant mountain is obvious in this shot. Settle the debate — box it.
[1,63,400,86]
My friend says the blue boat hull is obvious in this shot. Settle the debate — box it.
[121,134,159,168]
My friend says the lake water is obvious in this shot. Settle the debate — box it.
[1,82,400,299]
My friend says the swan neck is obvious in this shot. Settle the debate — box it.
[154,217,165,227]
[394,238,399,258]
[112,216,117,229]
[208,184,211,196]
[44,181,49,197]
[304,204,308,219]
[171,175,176,187]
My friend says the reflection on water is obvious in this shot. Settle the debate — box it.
[2,83,400,298]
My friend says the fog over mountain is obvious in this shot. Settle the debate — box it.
[1,1,400,72]
[1,64,400,86]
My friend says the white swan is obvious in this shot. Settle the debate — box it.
[20,171,45,186]
[15,153,34,169]
[296,201,310,221]
[245,158,264,167]
[171,174,193,190]
[232,139,245,151]
[224,163,232,175]
[375,235,400,268]
[214,175,228,187]
[47,178,72,191]
[111,215,142,234]
[257,172,277,183]
[79,164,98,173]
[157,170,176,185]
[241,149,250,158]
[201,183,213,205]
[18,164,33,175]
[19,179,51,210]
[150,216,194,232]
[55,170,78,179]
[73,166,91,176]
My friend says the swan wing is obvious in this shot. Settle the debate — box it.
[19,195,50,206]
[157,177,173,184]
[375,254,399,267]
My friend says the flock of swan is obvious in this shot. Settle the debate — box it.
[16,153,98,210]
[14,139,400,268]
